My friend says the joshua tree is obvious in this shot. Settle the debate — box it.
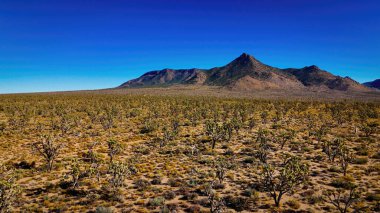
[260,156,309,207]
[338,145,353,176]
[278,129,296,149]
[108,161,129,189]
[315,124,329,143]
[223,122,233,142]
[206,181,226,213]
[67,159,87,188]
[0,178,20,212]
[360,122,378,137]
[59,113,72,135]
[205,120,226,150]
[215,159,228,184]
[32,135,63,171]
[257,128,270,164]
[322,138,343,162]
[231,117,242,134]
[161,125,177,148]
[100,105,118,135]
[0,165,20,213]
[323,187,360,213]
[107,139,122,164]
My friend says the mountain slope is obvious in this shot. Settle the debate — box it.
[119,53,372,92]
[119,68,207,87]
[363,79,380,89]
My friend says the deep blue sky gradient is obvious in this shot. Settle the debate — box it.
[0,0,379,93]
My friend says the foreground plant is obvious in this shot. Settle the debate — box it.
[107,139,122,164]
[260,156,309,207]
[0,167,20,213]
[108,161,129,189]
[32,134,63,171]
[323,186,360,213]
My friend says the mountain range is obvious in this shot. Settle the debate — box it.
[364,79,380,89]
[118,53,376,92]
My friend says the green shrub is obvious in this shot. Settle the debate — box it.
[365,193,380,202]
[331,176,356,189]
[163,191,176,200]
[148,196,165,207]
[95,206,113,213]
[352,157,368,165]
[224,195,249,211]
[286,199,301,209]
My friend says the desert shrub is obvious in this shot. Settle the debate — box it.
[147,196,165,207]
[95,206,113,213]
[352,157,368,165]
[285,199,301,209]
[365,163,380,175]
[371,152,380,159]
[242,188,259,200]
[224,148,234,156]
[186,205,201,213]
[328,166,341,173]
[213,183,225,189]
[14,161,35,170]
[331,176,356,190]
[151,176,162,185]
[134,178,151,191]
[208,192,226,213]
[183,192,198,201]
[360,122,378,137]
[308,195,324,204]
[140,118,158,134]
[167,178,183,187]
[133,145,150,155]
[162,203,178,212]
[365,193,380,202]
[242,157,255,164]
[354,145,369,156]
[223,195,249,211]
[163,191,176,200]
[0,122,6,133]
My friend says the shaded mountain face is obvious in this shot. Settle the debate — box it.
[363,79,380,89]
[119,68,207,87]
[119,53,371,92]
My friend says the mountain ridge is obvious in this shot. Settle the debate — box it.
[363,79,380,89]
[119,53,373,92]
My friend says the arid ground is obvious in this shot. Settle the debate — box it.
[0,91,379,212]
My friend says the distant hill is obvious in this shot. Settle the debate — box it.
[363,79,380,89]
[119,53,372,92]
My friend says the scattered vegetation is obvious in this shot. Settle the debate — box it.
[0,93,378,212]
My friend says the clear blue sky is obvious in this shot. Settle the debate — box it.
[0,0,379,93]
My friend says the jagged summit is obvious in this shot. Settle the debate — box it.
[118,53,372,92]
[226,53,269,69]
